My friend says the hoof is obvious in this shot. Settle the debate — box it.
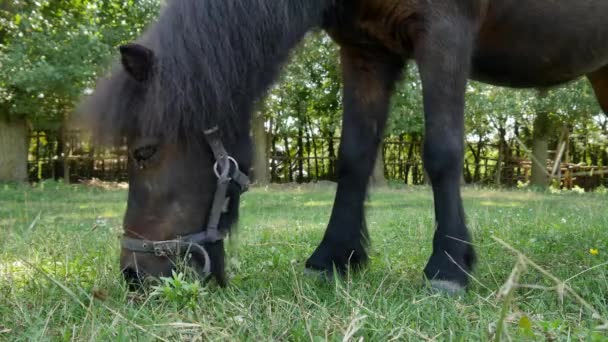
[427,280,466,296]
[303,267,334,282]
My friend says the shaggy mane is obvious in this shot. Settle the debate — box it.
[80,0,331,146]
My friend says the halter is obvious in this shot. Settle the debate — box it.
[121,126,250,274]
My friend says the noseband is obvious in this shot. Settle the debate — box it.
[121,127,250,274]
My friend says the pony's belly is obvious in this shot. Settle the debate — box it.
[470,36,608,88]
[469,53,585,88]
[471,0,608,88]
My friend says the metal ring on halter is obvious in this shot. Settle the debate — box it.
[186,243,212,275]
[213,156,238,179]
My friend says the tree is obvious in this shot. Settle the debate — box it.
[530,91,552,187]
[263,31,341,182]
[0,0,29,181]
[528,81,600,188]
[386,65,425,184]
[0,0,160,182]
[370,145,387,187]
[251,103,270,184]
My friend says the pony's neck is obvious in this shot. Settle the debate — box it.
[151,0,333,141]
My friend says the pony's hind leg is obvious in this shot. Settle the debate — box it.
[305,46,403,276]
[588,65,608,115]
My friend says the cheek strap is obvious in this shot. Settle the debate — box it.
[121,236,211,274]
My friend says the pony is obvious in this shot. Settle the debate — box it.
[81,0,608,293]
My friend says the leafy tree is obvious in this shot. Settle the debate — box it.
[262,31,341,182]
[0,0,160,181]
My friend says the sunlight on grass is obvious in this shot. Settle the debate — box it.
[302,200,333,207]
[479,200,524,208]
[0,256,101,290]
[463,188,544,202]
[0,260,32,285]
[99,210,123,217]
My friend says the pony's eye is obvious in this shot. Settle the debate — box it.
[133,145,157,163]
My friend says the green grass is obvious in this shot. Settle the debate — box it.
[1,181,607,341]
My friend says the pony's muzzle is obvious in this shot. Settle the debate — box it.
[120,245,213,289]
[120,250,173,283]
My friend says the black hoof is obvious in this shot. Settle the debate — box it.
[305,241,368,277]
[424,279,466,296]
[423,244,476,292]
[303,267,334,282]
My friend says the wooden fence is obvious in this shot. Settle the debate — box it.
[28,130,608,190]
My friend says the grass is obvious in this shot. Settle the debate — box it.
[0,181,607,341]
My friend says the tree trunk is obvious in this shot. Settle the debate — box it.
[397,135,403,180]
[370,144,386,187]
[484,157,489,182]
[35,131,41,180]
[54,130,63,180]
[404,136,416,184]
[514,121,521,179]
[590,144,599,166]
[304,118,312,181]
[297,120,304,183]
[0,117,29,182]
[308,120,319,181]
[464,158,472,183]
[251,111,270,184]
[495,126,506,186]
[87,144,96,179]
[571,142,578,164]
[283,136,292,182]
[420,137,430,185]
[61,127,71,183]
[474,138,483,182]
[49,131,56,180]
[327,132,336,180]
[531,109,551,188]
[269,118,277,182]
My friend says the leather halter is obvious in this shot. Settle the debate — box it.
[121,127,250,274]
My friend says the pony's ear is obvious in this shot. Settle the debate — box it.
[119,43,155,82]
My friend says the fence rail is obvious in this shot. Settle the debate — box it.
[28,130,608,190]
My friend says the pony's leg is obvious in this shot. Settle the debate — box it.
[414,13,477,293]
[588,65,608,114]
[305,46,403,275]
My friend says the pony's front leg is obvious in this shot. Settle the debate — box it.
[306,46,403,276]
[415,12,478,293]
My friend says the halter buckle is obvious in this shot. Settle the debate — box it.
[153,243,168,256]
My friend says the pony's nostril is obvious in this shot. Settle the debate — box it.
[122,267,143,288]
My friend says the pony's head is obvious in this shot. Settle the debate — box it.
[81,41,252,286]
[78,0,329,287]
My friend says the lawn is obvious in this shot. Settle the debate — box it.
[0,182,607,341]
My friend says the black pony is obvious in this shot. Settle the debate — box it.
[82,0,608,293]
